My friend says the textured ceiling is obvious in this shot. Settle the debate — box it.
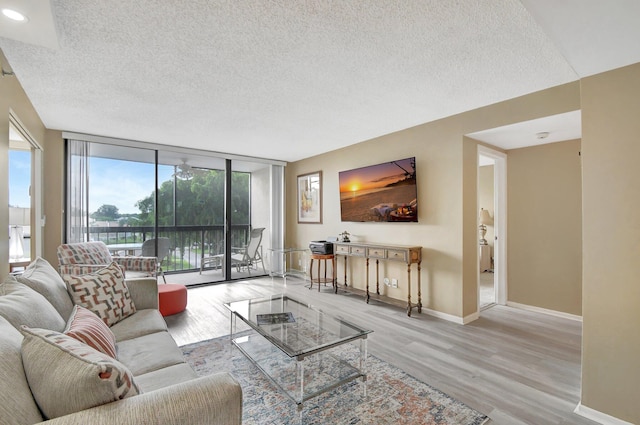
[1,1,639,162]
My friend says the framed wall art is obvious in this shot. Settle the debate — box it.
[339,157,417,222]
[297,171,322,223]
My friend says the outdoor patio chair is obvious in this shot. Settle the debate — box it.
[200,238,224,275]
[57,241,157,279]
[230,227,266,275]
[141,237,172,283]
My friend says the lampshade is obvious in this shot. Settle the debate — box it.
[9,207,30,226]
[479,208,492,225]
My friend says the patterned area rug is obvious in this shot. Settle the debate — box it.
[181,335,488,425]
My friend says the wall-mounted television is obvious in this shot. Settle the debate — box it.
[339,157,417,222]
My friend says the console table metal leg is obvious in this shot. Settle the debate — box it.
[376,259,380,295]
[406,263,412,317]
[344,256,348,287]
[365,258,370,303]
[417,261,422,313]
[331,256,338,294]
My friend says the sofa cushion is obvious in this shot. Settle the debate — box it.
[110,308,168,342]
[0,316,44,425]
[135,363,198,393]
[16,256,75,320]
[65,305,117,358]
[64,262,136,326]
[116,331,185,376]
[20,326,140,420]
[0,276,66,332]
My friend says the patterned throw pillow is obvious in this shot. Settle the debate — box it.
[64,262,136,326]
[20,326,140,420]
[64,305,117,358]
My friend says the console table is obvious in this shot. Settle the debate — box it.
[333,242,422,316]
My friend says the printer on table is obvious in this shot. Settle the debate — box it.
[309,237,336,254]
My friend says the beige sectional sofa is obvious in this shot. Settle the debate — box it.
[0,257,242,425]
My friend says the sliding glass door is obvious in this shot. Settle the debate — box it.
[156,152,227,280]
[229,159,271,279]
[66,137,281,282]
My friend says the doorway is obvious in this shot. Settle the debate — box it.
[8,113,43,269]
[478,154,495,307]
[478,145,507,309]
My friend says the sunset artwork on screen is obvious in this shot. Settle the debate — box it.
[339,157,417,223]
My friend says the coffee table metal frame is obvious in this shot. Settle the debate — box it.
[224,294,371,411]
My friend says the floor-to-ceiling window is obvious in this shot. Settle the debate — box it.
[156,152,227,280]
[66,140,158,259]
[229,159,270,279]
[65,134,283,283]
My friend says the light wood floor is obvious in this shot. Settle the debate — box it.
[165,276,596,425]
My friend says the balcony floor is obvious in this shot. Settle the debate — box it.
[163,268,272,286]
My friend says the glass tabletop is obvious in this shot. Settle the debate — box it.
[224,294,371,358]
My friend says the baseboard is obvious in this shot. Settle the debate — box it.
[422,307,467,324]
[574,402,634,425]
[427,302,582,325]
[462,311,480,324]
[506,301,582,322]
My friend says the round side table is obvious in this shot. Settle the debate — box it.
[309,253,336,293]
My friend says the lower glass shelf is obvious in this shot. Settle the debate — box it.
[233,332,365,405]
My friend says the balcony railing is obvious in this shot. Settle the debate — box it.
[88,225,251,274]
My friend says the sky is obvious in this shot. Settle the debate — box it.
[8,151,175,215]
[9,150,30,208]
[88,158,174,215]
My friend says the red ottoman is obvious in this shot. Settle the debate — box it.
[158,284,188,316]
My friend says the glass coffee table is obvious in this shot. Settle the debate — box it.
[224,294,372,411]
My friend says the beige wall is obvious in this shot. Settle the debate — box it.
[1,50,48,276]
[287,82,581,320]
[462,137,479,315]
[42,130,65,264]
[580,63,640,424]
[507,140,582,316]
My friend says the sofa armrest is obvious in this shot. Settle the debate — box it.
[39,373,242,425]
[125,277,159,310]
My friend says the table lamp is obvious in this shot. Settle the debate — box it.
[479,208,492,245]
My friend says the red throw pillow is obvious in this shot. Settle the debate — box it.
[64,305,117,358]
